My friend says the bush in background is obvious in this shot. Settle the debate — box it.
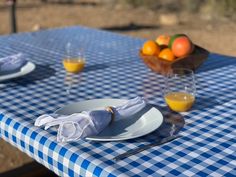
[121,0,236,18]
[208,0,236,17]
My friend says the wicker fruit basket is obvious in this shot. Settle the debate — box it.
[140,45,209,75]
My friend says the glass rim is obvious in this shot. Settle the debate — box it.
[167,68,194,76]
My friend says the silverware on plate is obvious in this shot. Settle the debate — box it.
[113,135,181,161]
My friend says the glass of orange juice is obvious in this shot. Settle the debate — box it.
[164,68,196,112]
[63,42,86,73]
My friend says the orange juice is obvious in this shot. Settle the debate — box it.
[165,92,195,112]
[63,58,85,73]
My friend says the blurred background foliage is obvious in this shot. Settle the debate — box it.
[2,0,236,19]
[119,0,236,18]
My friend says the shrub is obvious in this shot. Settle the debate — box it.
[121,0,236,18]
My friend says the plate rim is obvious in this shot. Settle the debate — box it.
[0,61,36,82]
[55,98,164,141]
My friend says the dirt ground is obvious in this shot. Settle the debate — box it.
[0,0,236,173]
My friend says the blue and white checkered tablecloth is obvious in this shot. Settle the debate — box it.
[0,26,236,177]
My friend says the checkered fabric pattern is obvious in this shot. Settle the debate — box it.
[0,26,236,177]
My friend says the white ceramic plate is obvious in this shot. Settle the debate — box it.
[55,99,163,141]
[0,62,36,82]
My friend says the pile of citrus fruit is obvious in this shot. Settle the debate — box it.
[142,34,195,61]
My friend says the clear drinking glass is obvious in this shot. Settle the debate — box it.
[63,42,86,73]
[163,68,196,112]
[64,73,82,94]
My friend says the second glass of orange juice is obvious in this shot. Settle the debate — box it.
[164,68,196,112]
[63,42,86,73]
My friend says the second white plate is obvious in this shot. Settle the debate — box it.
[55,99,163,141]
[0,62,36,82]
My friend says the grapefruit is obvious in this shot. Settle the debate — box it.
[168,34,186,49]
[171,36,193,57]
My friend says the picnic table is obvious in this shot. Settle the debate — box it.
[0,26,236,177]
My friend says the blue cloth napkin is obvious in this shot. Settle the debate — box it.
[0,53,27,75]
[35,97,147,142]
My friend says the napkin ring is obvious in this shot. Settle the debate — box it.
[106,106,115,124]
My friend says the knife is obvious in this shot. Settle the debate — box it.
[113,135,181,161]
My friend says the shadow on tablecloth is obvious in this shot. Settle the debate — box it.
[148,105,185,140]
[197,53,236,73]
[1,64,56,86]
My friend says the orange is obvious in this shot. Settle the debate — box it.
[171,36,193,57]
[158,48,175,61]
[156,35,170,46]
[142,40,160,56]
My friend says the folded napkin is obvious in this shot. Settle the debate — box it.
[0,53,27,75]
[35,97,146,142]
